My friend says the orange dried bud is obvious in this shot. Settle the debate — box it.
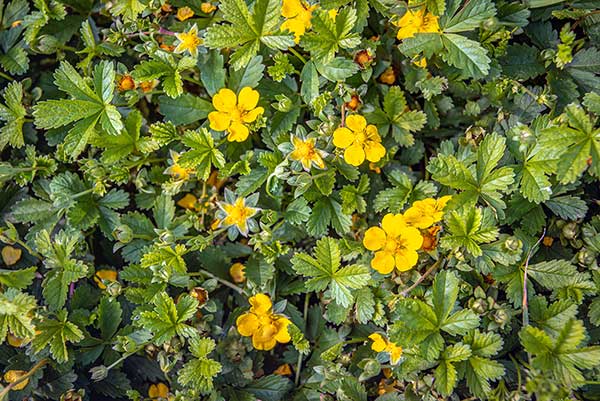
[345,94,361,111]
[368,162,381,174]
[229,262,246,283]
[379,67,396,85]
[4,370,28,390]
[190,287,209,306]
[201,2,217,13]
[2,245,21,266]
[161,3,173,12]
[118,74,136,91]
[160,43,175,52]
[11,20,22,28]
[543,236,554,247]
[421,225,441,251]
[177,6,194,21]
[354,50,373,68]
[274,364,292,376]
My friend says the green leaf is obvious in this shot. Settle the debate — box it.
[178,337,222,393]
[441,207,499,257]
[0,288,37,343]
[246,375,293,401]
[204,0,293,70]
[109,0,146,21]
[442,0,496,33]
[178,129,226,180]
[291,237,370,307]
[138,292,199,345]
[520,319,600,388]
[0,81,26,150]
[440,33,491,79]
[32,310,84,363]
[301,8,361,61]
[0,266,37,289]
[307,197,352,237]
[97,296,122,340]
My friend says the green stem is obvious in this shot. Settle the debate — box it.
[183,76,203,86]
[188,268,248,295]
[70,188,94,200]
[400,258,444,297]
[0,70,14,81]
[15,238,42,260]
[294,293,311,386]
[288,47,307,64]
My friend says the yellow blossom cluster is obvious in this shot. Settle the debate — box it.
[363,196,451,274]
[236,294,291,350]
[394,7,440,40]
[333,115,386,166]
[208,87,264,142]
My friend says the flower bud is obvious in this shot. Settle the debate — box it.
[562,222,578,240]
[112,224,133,244]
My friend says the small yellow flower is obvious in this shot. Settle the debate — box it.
[174,24,203,57]
[217,191,259,237]
[208,87,265,142]
[363,213,423,274]
[94,269,118,289]
[201,2,217,13]
[236,293,291,351]
[3,370,29,391]
[394,7,440,41]
[290,136,326,171]
[177,6,194,21]
[2,245,21,266]
[281,0,317,43]
[177,193,199,210]
[148,382,172,400]
[229,262,246,283]
[164,150,194,181]
[333,115,386,166]
[402,196,452,229]
[369,333,403,365]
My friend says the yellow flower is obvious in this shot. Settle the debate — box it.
[117,74,136,91]
[208,87,264,142]
[2,245,21,266]
[174,24,203,57]
[229,262,246,283]
[363,213,423,274]
[94,269,118,289]
[164,150,194,181]
[236,293,291,351]
[333,115,386,166]
[402,196,452,229]
[394,7,440,41]
[148,382,172,400]
[201,2,217,13]
[177,6,194,21]
[3,370,29,391]
[281,0,317,43]
[290,136,326,171]
[369,333,403,365]
[177,193,198,210]
[218,193,259,236]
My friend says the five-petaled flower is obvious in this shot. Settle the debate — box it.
[281,0,317,43]
[236,293,291,350]
[208,87,265,142]
[363,213,423,274]
[403,196,452,229]
[369,333,403,365]
[394,7,440,41]
[174,24,203,57]
[164,150,194,181]
[333,114,386,166]
[216,189,260,238]
[289,136,326,171]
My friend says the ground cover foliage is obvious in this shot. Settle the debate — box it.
[1,0,600,400]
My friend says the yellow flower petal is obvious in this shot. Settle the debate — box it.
[274,317,291,343]
[242,106,264,123]
[394,249,419,271]
[381,213,406,237]
[333,127,354,148]
[208,111,231,131]
[369,333,388,352]
[4,370,29,391]
[1,245,22,266]
[364,141,386,162]
[282,0,304,18]
[363,227,386,251]
[213,88,237,112]
[389,343,403,365]
[371,251,396,274]
[345,114,367,132]
[94,269,117,289]
[344,143,366,166]
[249,293,272,314]
[177,194,198,210]
[236,312,260,336]
[400,226,424,250]
[238,87,260,111]
[227,122,250,142]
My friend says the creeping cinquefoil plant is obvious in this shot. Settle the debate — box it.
[1,0,600,400]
